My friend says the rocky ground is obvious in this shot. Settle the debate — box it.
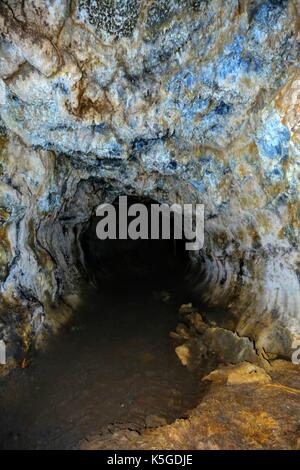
[0,285,214,450]
[82,359,300,450]
[1,285,299,450]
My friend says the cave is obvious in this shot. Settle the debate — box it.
[0,196,211,450]
[80,195,191,289]
[0,0,299,452]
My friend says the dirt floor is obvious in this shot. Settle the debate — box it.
[0,283,214,450]
[82,360,300,450]
[1,279,299,450]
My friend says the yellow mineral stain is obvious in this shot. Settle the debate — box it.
[238,411,279,444]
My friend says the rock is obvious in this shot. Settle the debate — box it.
[169,331,182,341]
[255,325,293,360]
[202,327,261,365]
[175,344,190,367]
[170,312,208,341]
[82,358,300,450]
[178,303,198,316]
[174,315,263,368]
[203,362,272,385]
[186,312,208,334]
[0,0,299,361]
[175,323,191,339]
[145,415,168,428]
[0,3,60,77]
[175,339,207,369]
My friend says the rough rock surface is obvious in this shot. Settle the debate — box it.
[202,361,272,385]
[172,303,266,368]
[0,0,299,362]
[81,360,300,450]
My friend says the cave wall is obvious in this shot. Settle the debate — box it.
[0,0,299,361]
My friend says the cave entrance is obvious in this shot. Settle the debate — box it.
[80,196,190,295]
[0,196,210,450]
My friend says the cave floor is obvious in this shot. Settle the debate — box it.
[0,283,210,450]
[1,282,299,450]
[82,360,300,450]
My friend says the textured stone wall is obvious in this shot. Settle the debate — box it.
[0,0,299,361]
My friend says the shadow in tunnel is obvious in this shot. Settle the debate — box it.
[80,196,191,295]
[0,197,211,450]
